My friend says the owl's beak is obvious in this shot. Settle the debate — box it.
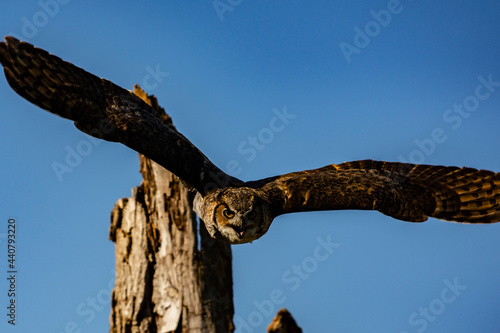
[231,225,245,239]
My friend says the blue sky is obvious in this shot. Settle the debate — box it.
[1,1,500,332]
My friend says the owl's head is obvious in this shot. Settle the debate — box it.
[194,187,273,244]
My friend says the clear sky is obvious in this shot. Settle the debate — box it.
[1,1,500,332]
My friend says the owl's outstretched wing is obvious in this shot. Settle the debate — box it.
[0,36,241,194]
[252,160,500,223]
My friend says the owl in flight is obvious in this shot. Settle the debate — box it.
[2,36,500,244]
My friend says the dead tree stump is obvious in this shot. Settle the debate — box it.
[108,86,234,333]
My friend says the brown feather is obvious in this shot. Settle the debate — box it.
[3,37,500,245]
[0,36,241,194]
[253,160,500,224]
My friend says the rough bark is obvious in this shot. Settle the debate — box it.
[109,86,234,333]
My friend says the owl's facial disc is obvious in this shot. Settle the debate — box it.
[193,188,273,244]
[215,204,261,243]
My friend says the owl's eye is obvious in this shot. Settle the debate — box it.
[222,208,235,219]
[247,210,257,220]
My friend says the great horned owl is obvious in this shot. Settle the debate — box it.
[193,187,274,244]
[2,36,500,244]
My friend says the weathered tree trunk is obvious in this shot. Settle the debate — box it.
[109,86,234,333]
